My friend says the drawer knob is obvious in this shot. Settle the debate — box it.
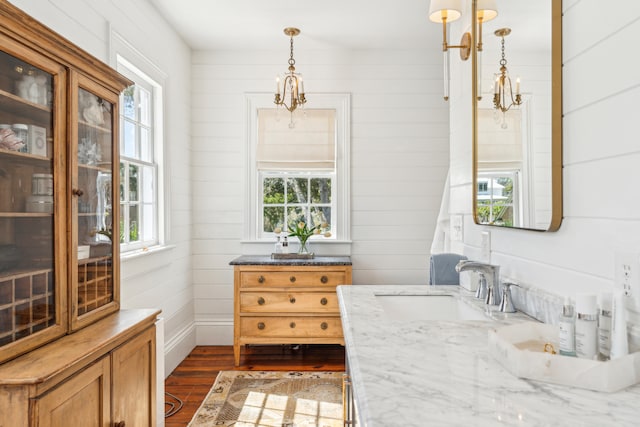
[72,188,84,197]
[258,322,265,330]
[258,275,265,283]
[289,276,296,283]
[320,297,328,305]
[114,422,126,427]
[289,296,296,304]
[320,275,329,284]
[290,322,296,328]
[258,297,265,305]
[321,322,328,330]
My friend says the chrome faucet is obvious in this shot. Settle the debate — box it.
[455,261,501,305]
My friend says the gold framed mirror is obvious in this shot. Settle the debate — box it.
[472,0,562,231]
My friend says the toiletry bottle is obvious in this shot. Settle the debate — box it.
[575,294,598,360]
[558,297,576,357]
[610,290,629,360]
[274,236,282,254]
[282,236,289,254]
[597,292,612,361]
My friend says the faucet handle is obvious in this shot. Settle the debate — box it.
[499,282,519,313]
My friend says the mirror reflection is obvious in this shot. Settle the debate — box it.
[473,0,561,231]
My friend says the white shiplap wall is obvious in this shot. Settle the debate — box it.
[8,0,194,376]
[192,48,450,344]
[449,0,640,305]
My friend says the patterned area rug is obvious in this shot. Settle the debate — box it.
[188,371,344,427]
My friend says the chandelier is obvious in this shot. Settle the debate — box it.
[493,28,521,114]
[274,27,306,114]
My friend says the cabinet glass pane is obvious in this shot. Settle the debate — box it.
[77,88,114,317]
[0,50,56,345]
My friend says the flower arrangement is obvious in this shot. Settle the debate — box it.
[287,221,331,254]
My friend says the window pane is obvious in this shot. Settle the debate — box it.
[263,177,284,204]
[119,203,125,243]
[142,166,154,203]
[286,178,308,203]
[122,86,135,119]
[139,87,151,126]
[140,127,151,162]
[286,206,307,229]
[129,164,138,201]
[263,206,284,232]
[311,206,331,229]
[310,178,331,203]
[119,163,125,202]
[123,120,136,157]
[129,205,139,242]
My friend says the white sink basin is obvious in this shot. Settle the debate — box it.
[375,294,488,321]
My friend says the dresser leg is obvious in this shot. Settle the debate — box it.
[234,343,240,366]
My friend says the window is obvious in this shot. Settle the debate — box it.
[257,108,336,239]
[245,93,350,243]
[477,171,520,227]
[116,56,164,252]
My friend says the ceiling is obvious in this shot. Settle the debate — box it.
[147,0,440,51]
[147,0,549,52]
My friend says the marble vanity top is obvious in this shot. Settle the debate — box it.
[337,285,640,426]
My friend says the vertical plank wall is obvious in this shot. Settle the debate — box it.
[449,0,640,327]
[191,48,450,344]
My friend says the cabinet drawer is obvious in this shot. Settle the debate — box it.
[240,271,347,288]
[240,292,339,313]
[239,316,343,338]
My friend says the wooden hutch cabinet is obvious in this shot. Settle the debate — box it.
[0,2,158,426]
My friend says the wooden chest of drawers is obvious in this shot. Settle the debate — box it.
[231,256,352,366]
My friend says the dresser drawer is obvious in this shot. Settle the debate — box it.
[239,271,347,288]
[240,292,339,313]
[239,316,343,338]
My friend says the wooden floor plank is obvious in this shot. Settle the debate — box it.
[163,344,345,426]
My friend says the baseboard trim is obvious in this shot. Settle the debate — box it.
[164,320,196,377]
[195,317,234,346]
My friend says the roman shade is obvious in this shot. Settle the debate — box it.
[477,108,523,169]
[257,108,336,171]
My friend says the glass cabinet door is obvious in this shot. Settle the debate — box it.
[70,73,120,330]
[0,39,67,362]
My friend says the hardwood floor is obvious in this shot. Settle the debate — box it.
[163,344,346,427]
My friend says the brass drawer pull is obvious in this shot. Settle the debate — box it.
[289,296,296,304]
[290,322,296,328]
[321,322,328,330]
[258,275,265,283]
[320,297,328,305]
[320,275,328,284]
[72,188,84,197]
[258,322,265,330]
[289,276,296,283]
[258,297,265,305]
[114,422,126,427]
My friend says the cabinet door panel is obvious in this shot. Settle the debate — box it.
[35,356,110,427]
[69,72,120,331]
[0,32,67,363]
[112,326,156,427]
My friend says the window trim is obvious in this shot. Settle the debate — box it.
[244,93,351,242]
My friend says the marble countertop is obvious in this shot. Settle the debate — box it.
[229,255,351,266]
[337,285,640,426]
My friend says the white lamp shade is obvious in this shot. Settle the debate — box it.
[477,0,498,22]
[428,0,462,23]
